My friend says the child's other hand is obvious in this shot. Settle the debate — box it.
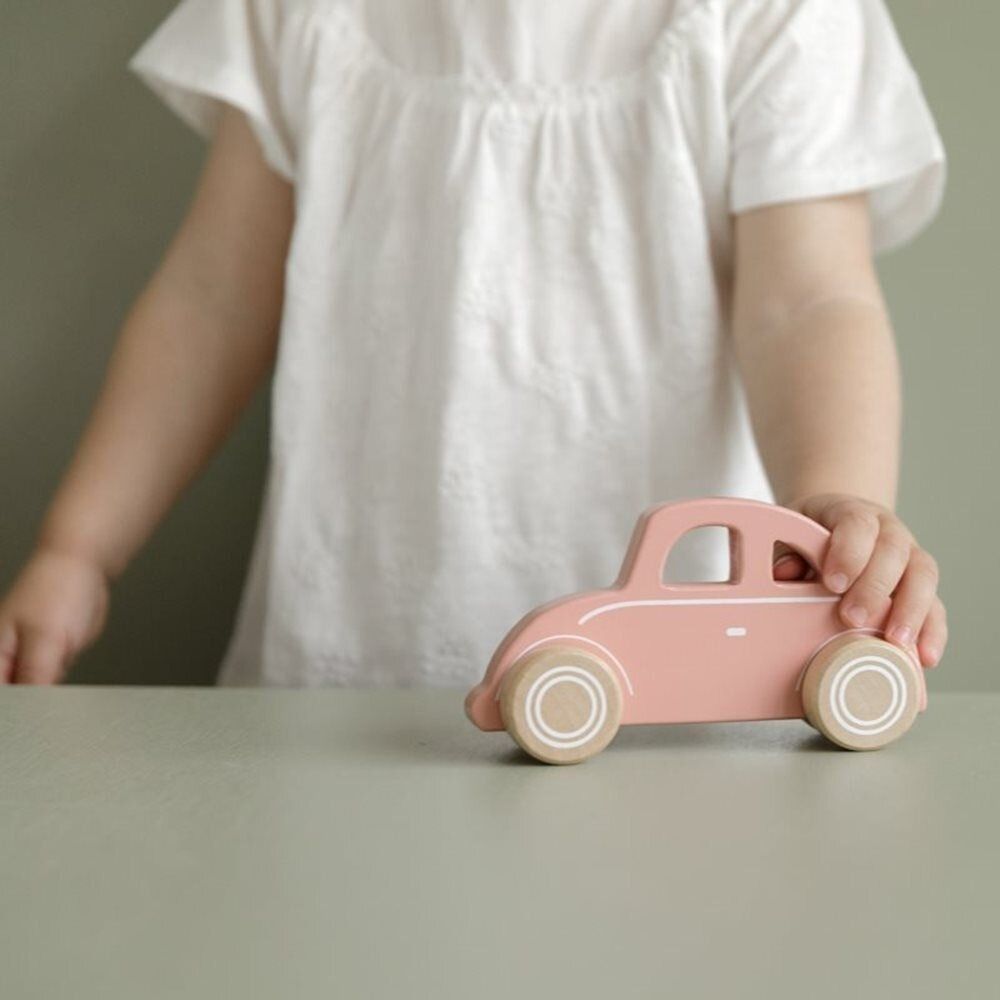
[0,547,110,683]
[778,494,945,669]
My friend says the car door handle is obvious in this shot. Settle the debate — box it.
[725,627,747,637]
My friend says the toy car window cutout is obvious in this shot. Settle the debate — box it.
[662,525,739,584]
[771,540,820,583]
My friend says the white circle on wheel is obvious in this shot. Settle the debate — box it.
[802,636,922,751]
[829,656,906,736]
[499,647,622,764]
[525,665,608,750]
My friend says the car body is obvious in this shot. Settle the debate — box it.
[465,497,926,732]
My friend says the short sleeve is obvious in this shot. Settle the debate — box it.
[127,0,303,181]
[726,0,946,254]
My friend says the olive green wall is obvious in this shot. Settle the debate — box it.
[1,2,995,688]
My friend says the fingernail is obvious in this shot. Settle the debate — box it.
[844,604,867,627]
[890,625,913,645]
[924,646,941,667]
[828,573,849,593]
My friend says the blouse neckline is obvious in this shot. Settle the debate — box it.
[320,0,712,111]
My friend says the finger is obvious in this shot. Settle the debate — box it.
[839,527,912,629]
[883,549,939,653]
[917,596,948,668]
[13,627,67,685]
[773,551,810,581]
[821,506,881,594]
[0,621,18,683]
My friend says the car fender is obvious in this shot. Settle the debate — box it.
[464,632,636,733]
[493,633,636,700]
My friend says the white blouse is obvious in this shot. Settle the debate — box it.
[128,0,946,687]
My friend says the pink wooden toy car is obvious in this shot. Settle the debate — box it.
[465,497,927,763]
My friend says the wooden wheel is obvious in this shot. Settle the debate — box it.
[802,635,921,751]
[499,646,622,764]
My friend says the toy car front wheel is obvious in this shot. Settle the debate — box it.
[499,646,623,764]
[802,635,922,750]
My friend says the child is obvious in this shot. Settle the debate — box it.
[0,0,948,686]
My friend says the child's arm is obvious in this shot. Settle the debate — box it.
[0,106,294,683]
[730,192,946,669]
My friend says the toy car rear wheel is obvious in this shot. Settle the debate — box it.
[499,646,622,764]
[802,635,922,751]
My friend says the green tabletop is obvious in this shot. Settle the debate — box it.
[0,688,995,999]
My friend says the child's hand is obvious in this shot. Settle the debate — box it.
[778,494,946,668]
[0,547,110,683]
